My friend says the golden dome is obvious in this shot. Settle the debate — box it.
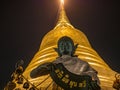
[39,4,91,51]
[11,1,118,90]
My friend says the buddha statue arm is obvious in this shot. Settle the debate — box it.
[30,62,53,78]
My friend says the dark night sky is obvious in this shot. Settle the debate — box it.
[1,0,120,89]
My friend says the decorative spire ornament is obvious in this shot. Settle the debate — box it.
[61,0,64,5]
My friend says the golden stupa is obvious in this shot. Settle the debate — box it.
[6,0,118,90]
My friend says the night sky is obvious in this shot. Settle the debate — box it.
[1,0,120,89]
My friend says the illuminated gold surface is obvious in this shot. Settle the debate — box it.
[16,1,117,90]
[61,0,64,5]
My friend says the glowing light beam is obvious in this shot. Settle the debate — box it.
[61,0,64,5]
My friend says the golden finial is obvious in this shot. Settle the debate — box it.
[61,0,64,5]
[55,0,71,27]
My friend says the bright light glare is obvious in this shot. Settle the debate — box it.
[61,0,64,5]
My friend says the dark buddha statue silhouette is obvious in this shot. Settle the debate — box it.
[30,36,100,89]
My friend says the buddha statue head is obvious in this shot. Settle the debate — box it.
[54,36,78,57]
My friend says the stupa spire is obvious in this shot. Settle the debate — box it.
[56,0,71,27]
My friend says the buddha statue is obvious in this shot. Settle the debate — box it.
[30,36,100,89]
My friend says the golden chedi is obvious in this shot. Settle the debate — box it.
[5,0,119,90]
